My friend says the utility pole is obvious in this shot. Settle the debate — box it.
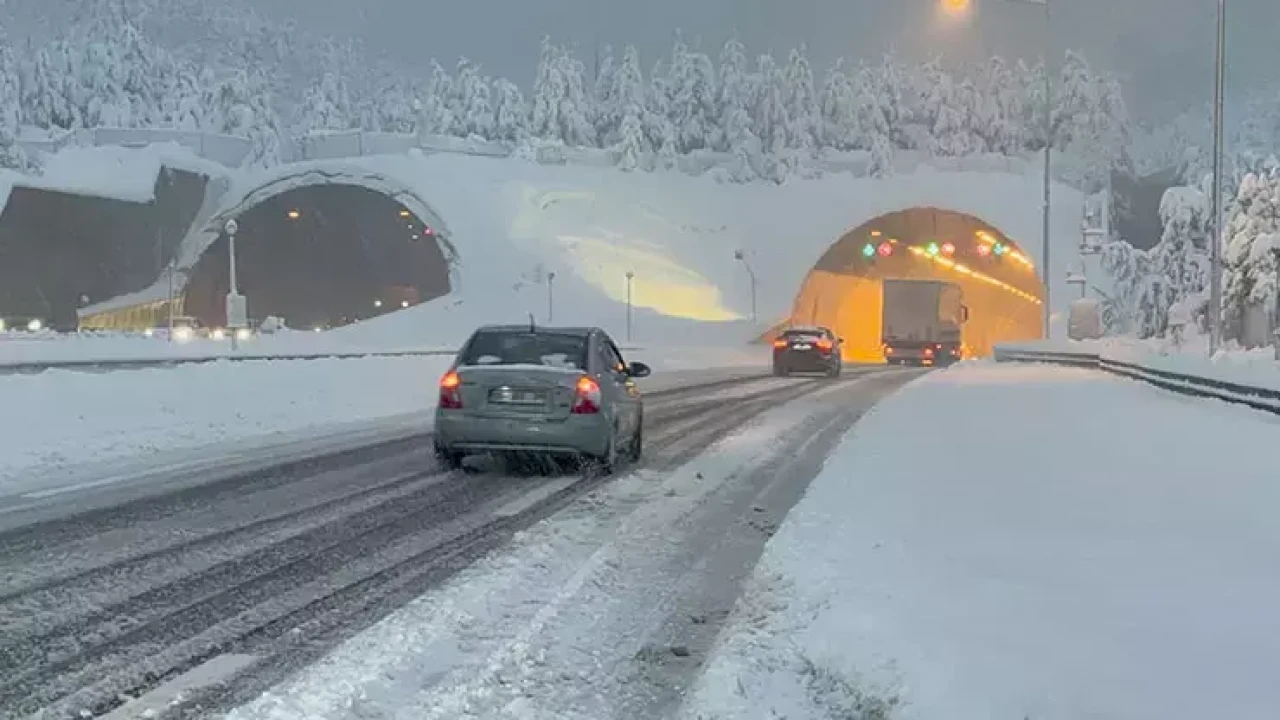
[224,218,246,352]
[547,271,556,323]
[1209,0,1227,354]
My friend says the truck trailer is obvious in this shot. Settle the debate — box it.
[881,279,967,366]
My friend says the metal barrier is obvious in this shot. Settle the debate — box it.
[993,343,1280,416]
[0,345,651,375]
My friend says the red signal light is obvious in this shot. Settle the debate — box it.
[877,242,894,257]
[976,243,992,257]
[941,242,956,256]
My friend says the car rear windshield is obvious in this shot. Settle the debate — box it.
[460,331,589,370]
[781,330,824,341]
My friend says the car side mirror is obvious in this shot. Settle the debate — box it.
[627,361,652,378]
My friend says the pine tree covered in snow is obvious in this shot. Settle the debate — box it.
[200,67,283,167]
[491,78,528,143]
[1223,172,1280,334]
[666,35,719,154]
[0,44,37,173]
[528,38,595,147]
[452,58,494,139]
[292,71,356,134]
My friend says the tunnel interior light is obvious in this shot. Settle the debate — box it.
[399,209,411,218]
[374,299,383,308]
[287,209,301,220]
[870,230,882,237]
[907,245,1042,305]
[401,300,410,308]
[862,243,876,258]
[941,242,956,257]
[877,242,894,257]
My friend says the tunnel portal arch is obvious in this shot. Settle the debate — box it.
[785,207,1046,361]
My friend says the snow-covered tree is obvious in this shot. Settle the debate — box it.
[1142,185,1211,336]
[610,45,650,167]
[200,67,283,167]
[643,59,677,167]
[417,60,455,137]
[292,71,355,134]
[1223,172,1280,335]
[491,78,528,143]
[780,46,821,152]
[666,34,718,153]
[0,45,37,173]
[453,58,494,139]
[818,60,858,151]
[528,38,595,147]
[716,37,754,154]
[592,45,618,142]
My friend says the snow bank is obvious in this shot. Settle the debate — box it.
[0,350,767,496]
[681,362,1280,720]
[16,141,228,203]
[1000,335,1280,393]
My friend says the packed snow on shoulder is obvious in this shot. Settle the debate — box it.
[680,361,1280,720]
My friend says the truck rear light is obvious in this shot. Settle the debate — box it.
[884,345,894,354]
[923,347,935,357]
[439,370,463,409]
[572,375,602,414]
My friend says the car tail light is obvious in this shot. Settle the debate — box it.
[815,338,833,352]
[439,370,463,409]
[772,339,788,348]
[923,347,935,357]
[572,375,602,414]
[884,345,894,355]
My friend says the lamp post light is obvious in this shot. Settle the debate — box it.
[733,249,758,324]
[546,271,556,323]
[625,270,635,342]
[1209,0,1227,355]
[223,218,247,351]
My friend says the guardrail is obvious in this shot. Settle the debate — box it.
[993,344,1280,416]
[0,344,653,376]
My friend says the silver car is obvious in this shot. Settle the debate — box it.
[433,324,651,472]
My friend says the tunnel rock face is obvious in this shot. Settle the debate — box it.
[783,208,1045,361]
[183,183,451,330]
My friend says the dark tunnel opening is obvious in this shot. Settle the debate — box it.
[0,167,209,330]
[183,184,452,330]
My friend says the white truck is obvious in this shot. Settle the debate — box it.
[881,279,968,366]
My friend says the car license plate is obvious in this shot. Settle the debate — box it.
[792,343,811,350]
[490,388,546,405]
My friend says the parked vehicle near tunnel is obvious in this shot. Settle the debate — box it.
[433,323,651,473]
[881,279,968,366]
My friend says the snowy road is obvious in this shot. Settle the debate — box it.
[0,368,914,720]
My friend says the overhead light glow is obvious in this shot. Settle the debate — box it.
[399,209,411,218]
[287,209,301,219]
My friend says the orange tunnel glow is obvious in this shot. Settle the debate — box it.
[778,208,1045,362]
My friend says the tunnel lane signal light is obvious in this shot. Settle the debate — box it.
[975,243,992,258]
[993,243,1007,257]
[926,242,940,256]
[877,242,894,257]
[862,243,876,258]
[941,242,956,257]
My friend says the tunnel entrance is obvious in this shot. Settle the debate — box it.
[184,184,451,330]
[785,208,1045,361]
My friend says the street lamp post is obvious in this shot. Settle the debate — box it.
[733,250,758,324]
[1003,0,1054,338]
[625,271,635,342]
[1209,0,1227,355]
[547,271,556,323]
[223,218,247,352]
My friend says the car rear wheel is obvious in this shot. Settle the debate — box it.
[434,443,464,470]
[827,364,841,379]
[773,364,788,377]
